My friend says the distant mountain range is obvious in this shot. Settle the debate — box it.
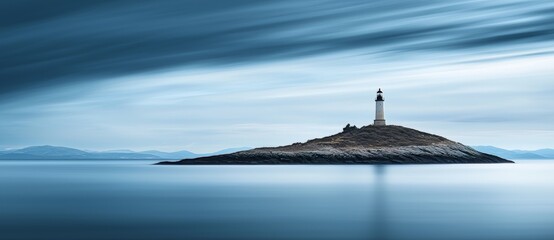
[1,145,551,160]
[471,146,554,159]
[0,146,252,160]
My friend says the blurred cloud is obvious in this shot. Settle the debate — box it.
[1,0,553,151]
[2,0,554,98]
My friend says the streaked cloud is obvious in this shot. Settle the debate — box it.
[2,0,554,98]
[0,0,553,151]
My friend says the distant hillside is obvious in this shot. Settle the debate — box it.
[528,149,554,158]
[0,146,161,160]
[139,150,200,159]
[471,146,553,159]
[0,146,251,160]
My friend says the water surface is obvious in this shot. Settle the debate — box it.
[0,160,553,240]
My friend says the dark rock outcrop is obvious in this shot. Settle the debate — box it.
[157,125,512,165]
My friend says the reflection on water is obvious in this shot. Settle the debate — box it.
[374,165,388,240]
[0,160,553,240]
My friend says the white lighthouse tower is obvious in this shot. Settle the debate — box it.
[374,88,386,126]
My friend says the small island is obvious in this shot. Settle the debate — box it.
[157,89,511,165]
[156,124,511,165]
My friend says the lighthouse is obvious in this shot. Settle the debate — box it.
[374,88,386,126]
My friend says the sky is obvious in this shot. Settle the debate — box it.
[1,0,553,152]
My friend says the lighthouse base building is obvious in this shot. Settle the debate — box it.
[374,119,386,126]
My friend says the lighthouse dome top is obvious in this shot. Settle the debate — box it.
[375,88,384,101]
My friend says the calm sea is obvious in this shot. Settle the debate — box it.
[0,160,552,240]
